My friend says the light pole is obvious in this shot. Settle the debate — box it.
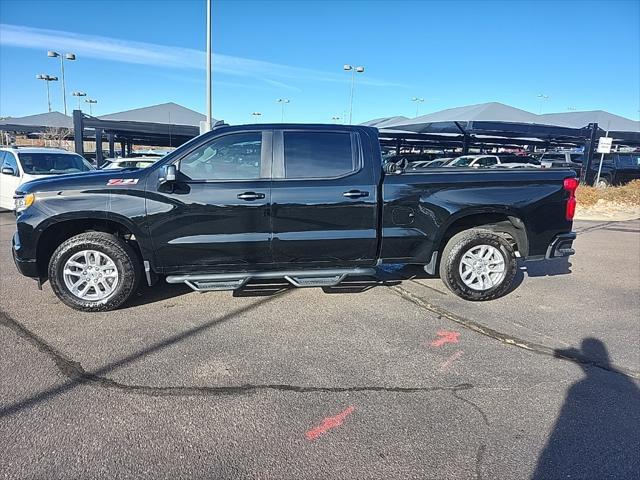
[36,74,58,112]
[85,98,97,115]
[537,93,549,114]
[277,98,290,122]
[72,91,87,110]
[412,97,425,117]
[252,112,262,122]
[343,64,364,124]
[48,51,76,116]
[206,0,212,130]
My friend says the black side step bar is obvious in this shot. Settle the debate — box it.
[166,268,376,292]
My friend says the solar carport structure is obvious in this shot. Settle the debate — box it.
[369,102,640,184]
[72,102,210,166]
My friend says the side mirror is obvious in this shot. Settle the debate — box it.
[160,164,177,183]
[1,167,15,176]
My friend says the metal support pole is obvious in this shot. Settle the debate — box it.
[206,0,212,130]
[60,56,68,116]
[594,128,609,187]
[462,134,470,154]
[108,134,115,159]
[45,81,52,113]
[580,123,598,185]
[95,128,104,168]
[395,137,402,155]
[348,69,355,125]
[120,141,126,157]
[72,109,84,157]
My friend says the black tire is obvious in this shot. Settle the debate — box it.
[439,228,517,301]
[48,232,141,312]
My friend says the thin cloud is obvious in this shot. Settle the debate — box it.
[0,24,405,88]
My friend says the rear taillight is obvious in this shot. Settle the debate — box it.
[563,177,579,221]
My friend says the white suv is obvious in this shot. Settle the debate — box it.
[0,147,94,210]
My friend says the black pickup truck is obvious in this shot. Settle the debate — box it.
[12,124,578,311]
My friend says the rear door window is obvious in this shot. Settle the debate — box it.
[283,131,355,179]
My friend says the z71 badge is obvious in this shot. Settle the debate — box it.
[107,179,139,186]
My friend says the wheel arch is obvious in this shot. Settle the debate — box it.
[35,214,148,278]
[434,209,529,260]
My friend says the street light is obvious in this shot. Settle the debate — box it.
[331,116,342,123]
[412,97,425,117]
[85,98,97,115]
[205,0,212,130]
[567,106,577,111]
[252,112,262,122]
[344,64,365,125]
[48,51,76,116]
[277,98,290,122]
[537,93,550,114]
[36,74,58,112]
[72,91,87,110]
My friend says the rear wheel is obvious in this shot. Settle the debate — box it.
[439,229,517,301]
[48,232,141,311]
[596,176,611,188]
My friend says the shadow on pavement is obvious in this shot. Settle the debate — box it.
[0,291,291,418]
[523,257,572,277]
[532,338,640,480]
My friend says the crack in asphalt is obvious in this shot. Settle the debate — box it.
[388,285,640,380]
[0,307,474,418]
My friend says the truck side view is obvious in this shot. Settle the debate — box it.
[12,124,578,311]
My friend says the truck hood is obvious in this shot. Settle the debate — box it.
[16,170,143,194]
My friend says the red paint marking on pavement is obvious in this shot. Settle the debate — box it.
[439,350,464,372]
[305,406,355,441]
[431,330,460,347]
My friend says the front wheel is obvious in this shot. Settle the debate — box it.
[439,229,518,301]
[596,176,611,188]
[48,232,141,312]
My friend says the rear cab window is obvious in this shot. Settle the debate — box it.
[282,131,357,179]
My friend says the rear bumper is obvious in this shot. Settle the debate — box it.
[545,232,576,259]
[12,231,39,278]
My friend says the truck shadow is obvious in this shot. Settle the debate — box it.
[533,338,640,479]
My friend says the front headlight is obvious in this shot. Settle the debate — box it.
[14,193,35,212]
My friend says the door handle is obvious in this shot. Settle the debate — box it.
[237,191,266,200]
[343,190,369,199]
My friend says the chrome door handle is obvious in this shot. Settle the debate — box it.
[343,190,369,198]
[237,192,265,200]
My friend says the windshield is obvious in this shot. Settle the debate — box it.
[449,156,475,167]
[18,152,94,175]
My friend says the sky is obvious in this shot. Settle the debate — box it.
[0,0,639,125]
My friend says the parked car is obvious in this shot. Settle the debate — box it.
[585,153,640,187]
[538,151,583,169]
[0,147,94,210]
[447,154,540,169]
[12,124,577,311]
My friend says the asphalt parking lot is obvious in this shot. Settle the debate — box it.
[0,211,638,479]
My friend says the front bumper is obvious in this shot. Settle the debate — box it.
[546,232,576,259]
[12,231,39,278]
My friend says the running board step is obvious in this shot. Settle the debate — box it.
[166,268,375,293]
